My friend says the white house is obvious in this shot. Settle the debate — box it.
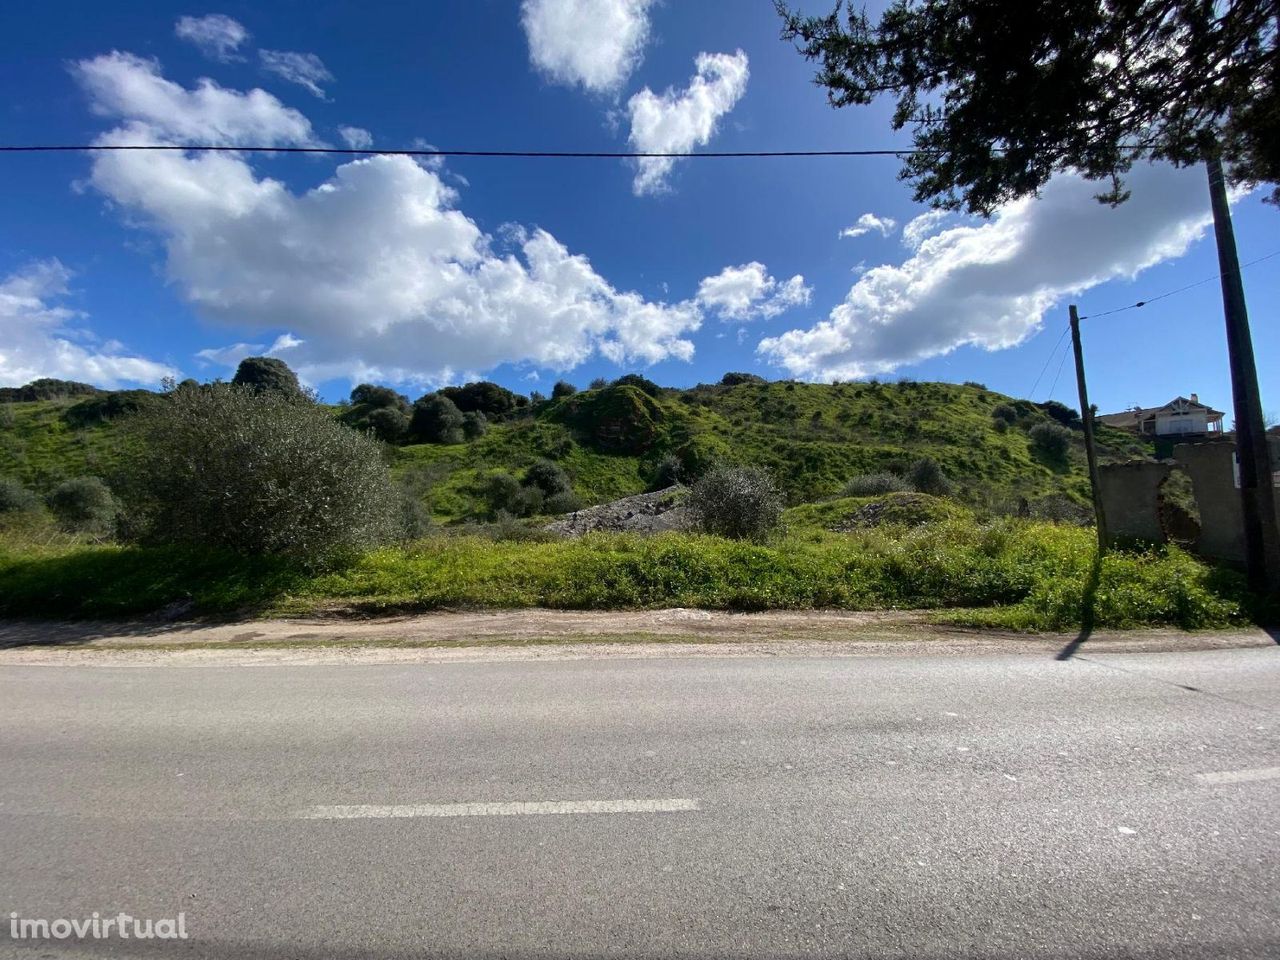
[1098,394,1225,437]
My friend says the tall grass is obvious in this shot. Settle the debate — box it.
[0,517,1247,629]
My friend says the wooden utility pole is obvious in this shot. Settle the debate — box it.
[1205,154,1280,592]
[1070,304,1108,556]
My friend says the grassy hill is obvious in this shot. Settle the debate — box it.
[1,378,1153,523]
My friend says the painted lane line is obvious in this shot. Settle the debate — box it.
[1195,766,1280,785]
[297,799,702,819]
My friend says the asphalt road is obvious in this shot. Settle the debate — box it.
[1,648,1277,959]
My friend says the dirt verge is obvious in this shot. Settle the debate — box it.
[0,608,1274,666]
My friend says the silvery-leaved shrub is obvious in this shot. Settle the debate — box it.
[46,476,117,535]
[842,472,910,496]
[0,477,38,514]
[121,382,399,563]
[687,465,783,540]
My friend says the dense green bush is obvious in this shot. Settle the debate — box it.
[587,377,609,391]
[907,457,954,496]
[0,378,99,403]
[437,381,523,418]
[524,459,573,498]
[0,477,38,514]
[991,403,1018,424]
[612,373,663,397]
[411,394,465,444]
[366,407,410,444]
[120,383,399,561]
[462,410,489,440]
[551,380,578,399]
[842,472,910,496]
[350,384,409,412]
[480,471,542,518]
[47,476,116,534]
[543,490,583,514]
[479,461,577,518]
[687,465,783,540]
[232,357,303,397]
[1038,400,1081,427]
[721,372,767,386]
[1030,422,1072,462]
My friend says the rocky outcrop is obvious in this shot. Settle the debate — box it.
[544,486,689,537]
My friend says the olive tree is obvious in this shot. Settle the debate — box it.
[47,477,117,534]
[687,465,784,540]
[121,383,399,561]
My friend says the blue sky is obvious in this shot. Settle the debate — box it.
[1,0,1276,420]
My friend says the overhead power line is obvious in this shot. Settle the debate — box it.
[1046,337,1073,401]
[0,144,934,159]
[1078,249,1280,320]
[0,141,1159,159]
[1027,325,1070,399]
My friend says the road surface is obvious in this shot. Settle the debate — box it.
[1,647,1277,958]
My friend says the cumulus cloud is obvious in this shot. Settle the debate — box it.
[75,51,315,146]
[73,53,703,387]
[900,208,954,250]
[259,50,333,99]
[338,125,372,149]
[758,163,1215,381]
[696,262,811,322]
[627,50,749,195]
[838,212,897,240]
[0,260,175,388]
[174,14,249,62]
[521,0,653,95]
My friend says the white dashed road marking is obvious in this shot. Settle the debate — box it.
[298,799,702,819]
[1194,766,1280,785]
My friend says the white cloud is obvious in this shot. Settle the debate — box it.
[900,208,954,250]
[838,212,897,240]
[75,52,315,146]
[627,50,749,195]
[338,125,373,149]
[259,50,333,99]
[174,14,248,62]
[0,260,176,388]
[758,164,1215,381]
[74,53,703,387]
[696,262,810,322]
[521,0,653,95]
[195,334,300,370]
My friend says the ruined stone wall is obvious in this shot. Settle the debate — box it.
[1097,460,1170,543]
[1097,440,1279,566]
[1173,441,1280,566]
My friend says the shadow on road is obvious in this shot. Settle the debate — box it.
[1055,553,1102,661]
[0,619,201,650]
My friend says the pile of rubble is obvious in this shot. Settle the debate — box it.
[544,486,689,537]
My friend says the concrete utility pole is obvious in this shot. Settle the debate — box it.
[1070,305,1108,556]
[1205,154,1280,593]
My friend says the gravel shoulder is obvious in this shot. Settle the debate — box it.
[0,608,1275,665]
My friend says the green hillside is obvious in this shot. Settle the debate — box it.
[0,378,1153,523]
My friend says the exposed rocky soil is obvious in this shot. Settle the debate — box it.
[543,485,690,536]
[829,493,945,530]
